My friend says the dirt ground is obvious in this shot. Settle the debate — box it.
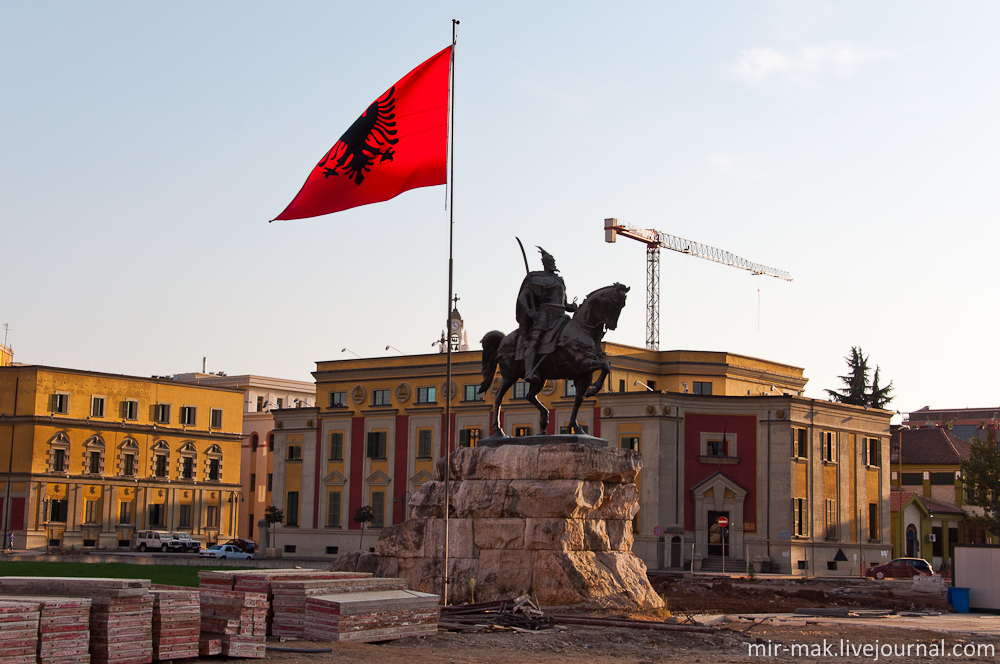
[251,576,984,664]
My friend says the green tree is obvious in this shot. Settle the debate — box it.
[263,505,284,550]
[353,505,374,550]
[959,431,1000,536]
[825,346,894,409]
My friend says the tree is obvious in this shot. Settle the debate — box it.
[263,505,284,550]
[825,346,894,409]
[959,431,1000,536]
[353,505,374,550]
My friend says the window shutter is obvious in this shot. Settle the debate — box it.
[792,499,800,535]
[366,432,377,458]
[874,439,881,466]
[861,437,868,465]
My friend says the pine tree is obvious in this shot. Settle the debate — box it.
[354,505,374,550]
[869,366,895,410]
[825,346,870,406]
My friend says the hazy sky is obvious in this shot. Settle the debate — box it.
[2,2,998,419]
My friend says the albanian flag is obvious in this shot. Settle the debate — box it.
[273,46,451,220]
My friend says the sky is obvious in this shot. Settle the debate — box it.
[2,2,998,420]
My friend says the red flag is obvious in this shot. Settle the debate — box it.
[273,46,451,221]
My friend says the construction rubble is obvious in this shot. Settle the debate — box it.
[0,570,442,664]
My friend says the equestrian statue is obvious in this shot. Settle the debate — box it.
[478,244,629,437]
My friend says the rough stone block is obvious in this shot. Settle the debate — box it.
[582,518,610,551]
[524,518,584,551]
[373,519,426,558]
[451,479,511,518]
[472,518,525,550]
[436,445,540,481]
[594,551,663,608]
[605,519,634,552]
[591,482,640,520]
[504,480,604,518]
[423,518,476,559]
[408,481,446,518]
[475,550,534,601]
[536,444,642,482]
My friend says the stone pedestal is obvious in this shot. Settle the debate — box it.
[371,441,663,609]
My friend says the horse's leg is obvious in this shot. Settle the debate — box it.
[526,379,548,435]
[492,374,515,437]
[584,359,611,398]
[568,379,588,434]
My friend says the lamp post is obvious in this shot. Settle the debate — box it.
[393,490,412,522]
[228,492,245,539]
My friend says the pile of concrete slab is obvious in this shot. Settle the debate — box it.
[0,600,41,664]
[198,590,267,658]
[0,596,91,664]
[149,588,199,661]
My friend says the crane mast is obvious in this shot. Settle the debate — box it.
[604,218,792,350]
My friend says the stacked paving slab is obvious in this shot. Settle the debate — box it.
[2,596,92,664]
[149,588,199,661]
[0,578,150,664]
[198,590,267,658]
[372,441,664,609]
[0,600,41,664]
[304,590,439,642]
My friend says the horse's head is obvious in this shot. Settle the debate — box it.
[574,283,629,331]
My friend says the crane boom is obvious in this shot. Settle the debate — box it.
[604,218,792,350]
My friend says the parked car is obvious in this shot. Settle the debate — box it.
[866,557,934,579]
[199,544,253,560]
[223,538,258,554]
[166,532,201,553]
[135,530,172,552]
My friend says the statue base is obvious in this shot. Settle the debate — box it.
[477,433,608,448]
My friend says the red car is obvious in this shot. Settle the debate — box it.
[223,538,258,554]
[865,557,934,579]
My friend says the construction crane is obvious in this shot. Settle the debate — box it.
[604,218,792,350]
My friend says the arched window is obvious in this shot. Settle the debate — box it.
[267,432,274,453]
[178,442,198,481]
[151,441,170,478]
[119,438,140,477]
[205,444,223,482]
[83,435,106,476]
[906,524,918,557]
[250,432,259,453]
[47,433,71,474]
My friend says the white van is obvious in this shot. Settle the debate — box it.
[135,530,172,552]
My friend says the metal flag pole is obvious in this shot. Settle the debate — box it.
[443,17,459,608]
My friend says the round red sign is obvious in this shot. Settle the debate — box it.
[717,516,729,528]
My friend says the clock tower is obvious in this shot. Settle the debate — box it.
[442,296,469,353]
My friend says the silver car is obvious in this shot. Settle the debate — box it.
[199,544,253,560]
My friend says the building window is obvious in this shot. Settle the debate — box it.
[182,457,194,479]
[366,431,387,459]
[459,428,481,448]
[706,439,726,457]
[288,445,302,461]
[179,406,197,426]
[251,433,259,452]
[327,492,341,527]
[621,436,640,451]
[88,451,101,474]
[930,472,955,485]
[51,393,69,414]
[371,389,391,407]
[266,473,273,492]
[693,381,712,395]
[416,429,434,458]
[371,492,385,528]
[868,503,879,540]
[53,448,67,473]
[155,454,168,478]
[91,396,105,418]
[178,504,192,528]
[122,399,139,420]
[825,499,838,539]
[208,458,220,481]
[416,387,436,404]
[154,404,171,424]
[792,498,808,537]
[123,453,136,477]
[462,385,483,402]
[119,502,131,525]
[205,505,218,528]
[559,424,589,434]
[647,380,656,391]
[793,428,808,459]
[564,381,577,397]
[257,396,265,412]
[618,379,626,393]
[276,398,284,409]
[84,500,98,524]
[329,432,344,461]
[210,409,223,429]
[149,504,165,527]
[513,425,531,437]
[863,437,880,467]
[48,499,67,522]
[250,473,256,489]
[286,492,299,527]
[513,382,529,399]
[329,391,347,408]
[267,433,274,452]
[821,432,836,462]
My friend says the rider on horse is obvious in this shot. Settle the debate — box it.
[516,247,578,382]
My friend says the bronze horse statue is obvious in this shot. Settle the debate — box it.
[478,283,629,437]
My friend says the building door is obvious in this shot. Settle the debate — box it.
[671,536,682,568]
[905,524,918,557]
[707,510,730,557]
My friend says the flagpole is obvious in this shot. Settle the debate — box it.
[443,17,458,608]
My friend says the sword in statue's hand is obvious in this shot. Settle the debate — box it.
[516,237,536,314]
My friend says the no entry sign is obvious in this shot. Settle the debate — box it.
[717,516,729,528]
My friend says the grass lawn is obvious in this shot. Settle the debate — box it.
[0,561,227,587]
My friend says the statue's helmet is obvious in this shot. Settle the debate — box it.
[537,246,557,272]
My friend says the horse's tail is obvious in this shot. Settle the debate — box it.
[479,330,505,394]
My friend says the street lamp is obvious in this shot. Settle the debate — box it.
[393,490,412,521]
[228,492,245,539]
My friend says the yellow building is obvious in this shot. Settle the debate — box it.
[0,365,244,550]
[0,343,11,367]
